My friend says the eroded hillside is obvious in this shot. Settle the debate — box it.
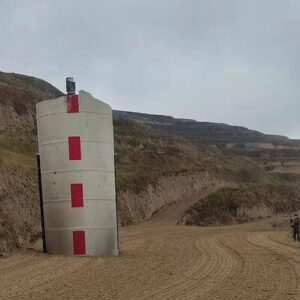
[181,184,300,226]
[0,71,297,252]
[113,117,279,225]
[0,72,63,252]
[0,72,63,134]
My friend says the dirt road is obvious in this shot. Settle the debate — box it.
[1,216,300,300]
[152,183,228,224]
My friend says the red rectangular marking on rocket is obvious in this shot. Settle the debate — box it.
[68,136,81,160]
[73,231,86,255]
[71,183,84,207]
[67,95,79,113]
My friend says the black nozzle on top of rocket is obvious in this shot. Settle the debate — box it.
[66,77,76,96]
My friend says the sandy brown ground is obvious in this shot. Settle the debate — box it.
[1,216,300,300]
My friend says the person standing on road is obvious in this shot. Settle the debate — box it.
[290,217,294,238]
[293,214,300,242]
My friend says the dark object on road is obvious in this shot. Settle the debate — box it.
[293,214,300,242]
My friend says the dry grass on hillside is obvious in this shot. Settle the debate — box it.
[114,118,274,195]
[182,183,300,226]
[114,118,207,193]
[114,118,285,225]
[0,72,63,114]
[0,134,36,176]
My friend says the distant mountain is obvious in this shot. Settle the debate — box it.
[1,70,297,150]
[113,110,299,149]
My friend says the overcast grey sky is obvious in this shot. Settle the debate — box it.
[0,0,299,137]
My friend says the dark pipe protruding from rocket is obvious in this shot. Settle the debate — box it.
[66,77,76,96]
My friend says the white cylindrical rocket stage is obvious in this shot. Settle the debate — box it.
[36,90,118,256]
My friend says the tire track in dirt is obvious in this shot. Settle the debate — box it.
[247,231,300,298]
[0,255,90,299]
[141,238,219,299]
[0,254,38,274]
[246,232,298,298]
[16,227,203,300]
[2,218,300,299]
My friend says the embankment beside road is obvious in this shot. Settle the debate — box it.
[181,184,300,226]
[118,172,222,225]
[0,170,39,252]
